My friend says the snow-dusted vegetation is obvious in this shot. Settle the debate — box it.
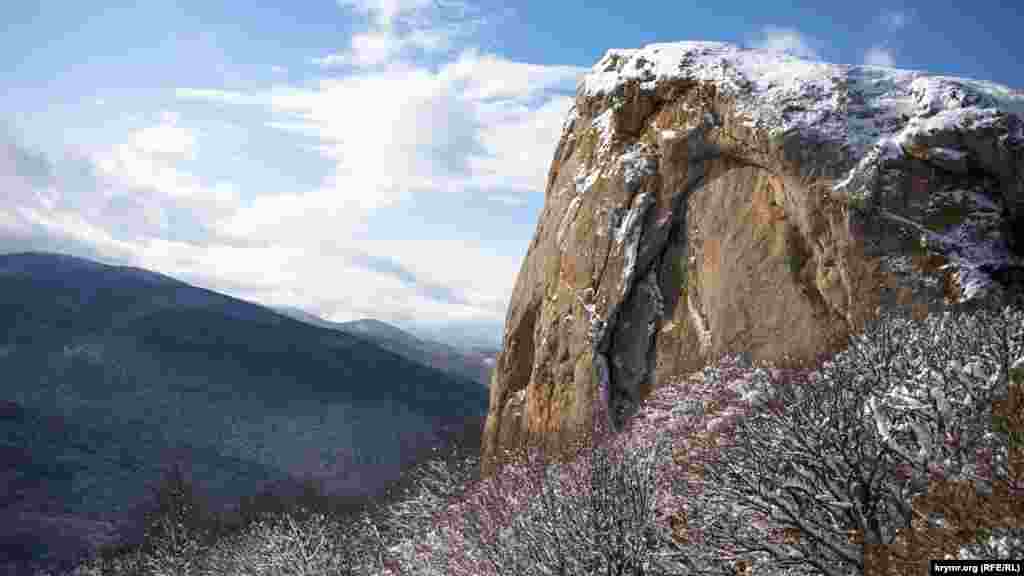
[49,294,1023,576]
[659,302,1024,575]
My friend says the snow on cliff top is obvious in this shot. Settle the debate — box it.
[580,41,1024,159]
[576,41,1024,304]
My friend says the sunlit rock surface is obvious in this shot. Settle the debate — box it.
[483,41,1024,474]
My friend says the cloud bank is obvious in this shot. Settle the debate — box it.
[0,0,586,347]
[750,26,821,60]
[862,9,913,68]
[863,45,897,67]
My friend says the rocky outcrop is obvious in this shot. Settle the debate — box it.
[482,42,1024,474]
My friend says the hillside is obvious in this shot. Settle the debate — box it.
[0,252,487,573]
[273,307,497,387]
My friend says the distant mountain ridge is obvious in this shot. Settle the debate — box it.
[273,306,498,387]
[0,251,487,573]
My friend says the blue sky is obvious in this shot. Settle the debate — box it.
[2,1,1022,347]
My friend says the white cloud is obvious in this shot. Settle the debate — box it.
[264,121,327,139]
[261,65,465,213]
[864,10,910,68]
[313,29,450,68]
[406,27,451,52]
[353,237,521,316]
[466,93,576,193]
[92,115,239,236]
[444,49,582,100]
[880,9,909,32]
[336,0,434,29]
[129,113,196,159]
[17,206,139,258]
[0,208,28,234]
[310,53,349,69]
[271,65,287,74]
[212,189,370,247]
[863,45,897,67]
[264,54,580,202]
[7,0,577,339]
[175,88,261,106]
[316,0,481,69]
[313,32,396,68]
[750,26,820,60]
[142,238,306,290]
[179,50,579,328]
[488,194,526,207]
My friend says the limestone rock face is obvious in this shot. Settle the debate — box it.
[482,42,1024,474]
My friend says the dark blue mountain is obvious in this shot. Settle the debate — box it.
[273,306,498,386]
[0,251,487,573]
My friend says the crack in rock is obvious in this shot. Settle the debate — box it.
[592,111,722,430]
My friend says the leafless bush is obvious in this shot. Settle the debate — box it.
[56,462,392,575]
[672,299,1023,576]
[135,461,218,576]
[368,425,691,576]
[197,509,383,575]
[41,550,147,576]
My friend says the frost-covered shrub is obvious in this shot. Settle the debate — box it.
[136,462,218,576]
[58,465,390,576]
[199,510,380,576]
[673,299,1023,576]
[369,433,689,576]
[472,439,683,575]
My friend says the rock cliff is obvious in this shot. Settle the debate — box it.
[482,41,1024,474]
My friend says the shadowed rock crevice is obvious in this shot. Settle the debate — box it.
[595,111,723,431]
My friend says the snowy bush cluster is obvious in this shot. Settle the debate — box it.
[666,299,1024,575]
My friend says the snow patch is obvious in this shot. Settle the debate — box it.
[582,42,846,146]
[592,108,615,151]
[580,42,1022,210]
[577,41,1024,315]
[644,269,664,336]
[620,145,657,195]
[561,104,579,137]
[573,108,618,194]
[574,169,602,195]
[556,195,584,250]
[911,76,998,117]
[967,190,1000,212]
[614,193,648,245]
[619,193,655,293]
[687,292,712,355]
[877,137,903,162]
[930,147,967,162]
[594,352,612,420]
